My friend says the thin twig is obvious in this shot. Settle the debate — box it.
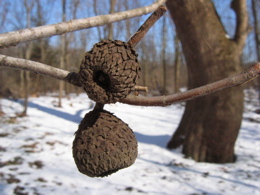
[128,5,167,47]
[120,63,260,106]
[133,86,148,92]
[0,0,167,48]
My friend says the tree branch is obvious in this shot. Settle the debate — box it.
[0,54,81,87]
[0,0,167,48]
[231,0,248,49]
[128,5,167,47]
[120,63,260,106]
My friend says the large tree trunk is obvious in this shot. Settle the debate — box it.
[166,0,248,163]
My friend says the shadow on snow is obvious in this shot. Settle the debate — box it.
[14,99,172,148]
[134,132,171,148]
[14,99,92,124]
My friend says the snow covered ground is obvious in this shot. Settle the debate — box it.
[0,91,259,195]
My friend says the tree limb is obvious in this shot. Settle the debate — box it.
[231,0,248,49]
[120,63,260,106]
[0,0,167,48]
[0,54,81,87]
[128,5,167,47]
[1,54,259,107]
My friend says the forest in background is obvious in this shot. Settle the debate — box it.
[0,0,259,99]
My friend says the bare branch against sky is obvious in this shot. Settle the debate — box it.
[0,0,166,48]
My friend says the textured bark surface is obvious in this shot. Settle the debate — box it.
[73,110,137,177]
[79,40,140,104]
[166,0,248,163]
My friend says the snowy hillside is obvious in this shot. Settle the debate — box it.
[0,91,259,195]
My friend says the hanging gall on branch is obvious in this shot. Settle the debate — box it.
[73,109,138,177]
[78,40,141,104]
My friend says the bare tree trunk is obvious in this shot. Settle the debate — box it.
[173,35,181,93]
[0,0,9,31]
[161,15,167,95]
[140,41,150,91]
[58,0,66,107]
[67,0,81,95]
[22,41,33,115]
[22,0,34,116]
[108,0,117,40]
[93,0,103,40]
[35,0,48,96]
[166,0,248,163]
[124,1,131,40]
[0,0,9,114]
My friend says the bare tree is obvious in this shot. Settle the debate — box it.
[31,0,52,95]
[108,0,117,40]
[161,15,167,95]
[58,0,67,107]
[93,0,105,40]
[65,0,83,95]
[21,0,35,116]
[166,0,249,163]
[0,0,9,114]
[0,0,9,32]
[173,34,181,93]
[124,1,132,40]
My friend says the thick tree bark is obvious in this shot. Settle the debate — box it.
[166,0,248,163]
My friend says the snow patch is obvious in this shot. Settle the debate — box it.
[0,93,259,194]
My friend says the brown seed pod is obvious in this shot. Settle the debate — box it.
[78,40,140,104]
[73,109,138,177]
